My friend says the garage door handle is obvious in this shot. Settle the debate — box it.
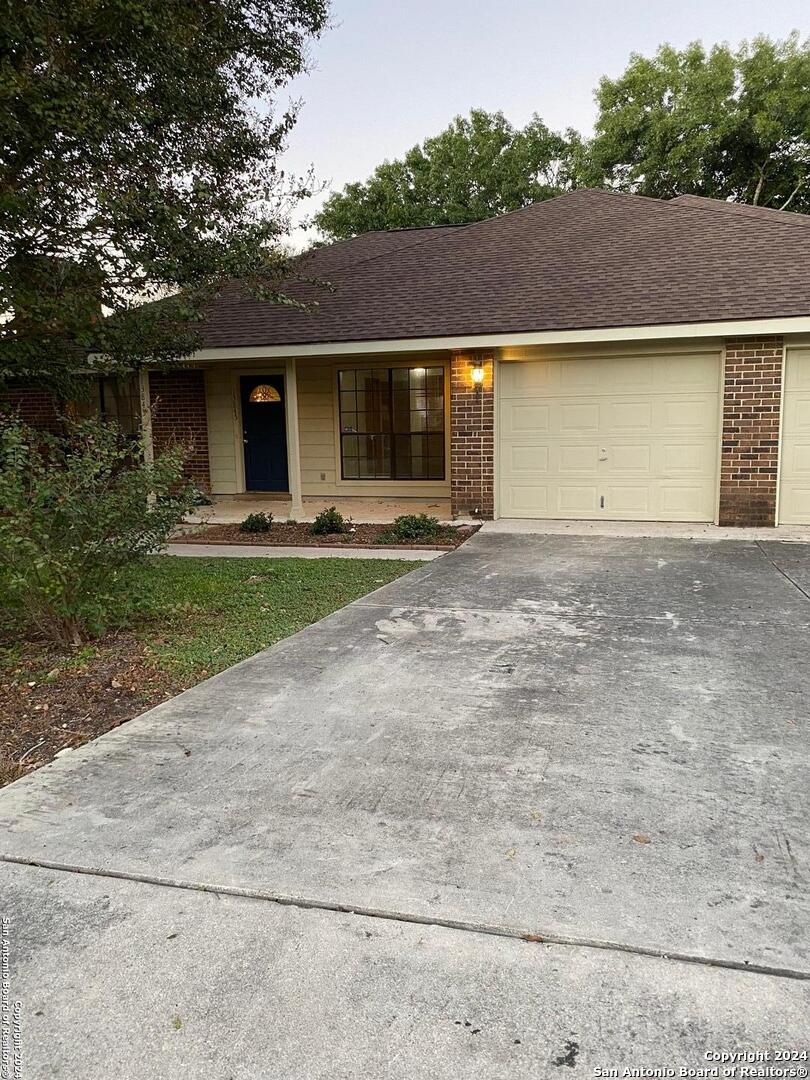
[599,448,608,461]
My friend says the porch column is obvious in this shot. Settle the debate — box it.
[450,352,495,519]
[285,356,304,518]
[138,368,154,465]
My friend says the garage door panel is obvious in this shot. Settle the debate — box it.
[559,359,602,391]
[558,486,599,513]
[504,359,558,393]
[661,440,717,476]
[660,352,720,390]
[604,486,650,514]
[659,485,713,516]
[606,400,654,432]
[785,348,810,390]
[500,403,550,437]
[781,487,810,524]
[608,444,651,473]
[504,484,551,514]
[600,358,655,390]
[660,396,718,431]
[558,444,599,473]
[787,444,810,474]
[559,403,600,434]
[498,352,721,521]
[779,349,810,524]
[509,445,549,474]
[786,396,810,433]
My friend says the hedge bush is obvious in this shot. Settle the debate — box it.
[0,417,195,644]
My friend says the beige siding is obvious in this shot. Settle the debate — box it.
[204,367,239,494]
[298,360,338,494]
[203,355,451,498]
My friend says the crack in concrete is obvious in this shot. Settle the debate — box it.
[4,853,809,984]
[755,541,810,603]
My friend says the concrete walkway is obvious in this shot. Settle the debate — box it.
[2,532,809,1077]
[164,542,442,560]
[485,517,810,542]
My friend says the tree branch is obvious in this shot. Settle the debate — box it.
[779,179,804,212]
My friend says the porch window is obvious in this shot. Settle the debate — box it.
[338,366,445,481]
[73,376,140,434]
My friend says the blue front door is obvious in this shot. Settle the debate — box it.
[240,375,289,492]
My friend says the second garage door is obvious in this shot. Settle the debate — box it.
[497,349,721,521]
[779,347,810,525]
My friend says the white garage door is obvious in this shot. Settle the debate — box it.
[779,347,810,525]
[497,350,721,521]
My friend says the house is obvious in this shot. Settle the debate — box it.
[7,188,810,527]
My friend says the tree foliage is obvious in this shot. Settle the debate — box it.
[314,109,580,240]
[317,36,810,242]
[587,34,810,211]
[0,416,196,644]
[0,0,328,392]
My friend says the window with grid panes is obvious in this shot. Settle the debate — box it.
[338,366,445,480]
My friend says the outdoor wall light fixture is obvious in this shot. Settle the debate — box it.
[471,359,485,388]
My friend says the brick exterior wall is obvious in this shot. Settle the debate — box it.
[719,336,783,527]
[0,385,62,432]
[450,353,494,518]
[148,369,211,492]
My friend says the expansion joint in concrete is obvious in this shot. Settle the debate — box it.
[4,854,809,984]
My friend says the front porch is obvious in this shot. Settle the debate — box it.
[146,352,482,521]
[184,493,457,526]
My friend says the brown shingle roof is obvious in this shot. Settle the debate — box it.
[202,189,810,348]
[670,193,810,226]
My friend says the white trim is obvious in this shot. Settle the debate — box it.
[189,316,810,362]
[284,357,304,518]
[775,341,788,526]
[714,347,726,526]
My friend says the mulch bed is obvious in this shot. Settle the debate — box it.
[175,521,480,549]
[0,635,181,788]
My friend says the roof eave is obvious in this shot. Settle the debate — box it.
[191,314,810,361]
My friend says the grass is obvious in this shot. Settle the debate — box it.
[121,554,415,679]
[0,555,416,785]
[2,555,416,684]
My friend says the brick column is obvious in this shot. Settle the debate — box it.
[450,352,494,518]
[148,369,211,492]
[718,336,783,526]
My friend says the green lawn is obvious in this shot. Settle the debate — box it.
[1,555,417,787]
[125,554,415,679]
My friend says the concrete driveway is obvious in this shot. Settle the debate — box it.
[2,533,809,1078]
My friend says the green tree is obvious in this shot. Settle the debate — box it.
[314,109,580,240]
[587,34,810,212]
[0,0,328,393]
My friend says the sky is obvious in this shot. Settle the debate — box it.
[280,0,809,245]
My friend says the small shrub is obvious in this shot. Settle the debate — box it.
[239,511,273,533]
[310,506,350,535]
[380,514,443,543]
[0,417,195,645]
